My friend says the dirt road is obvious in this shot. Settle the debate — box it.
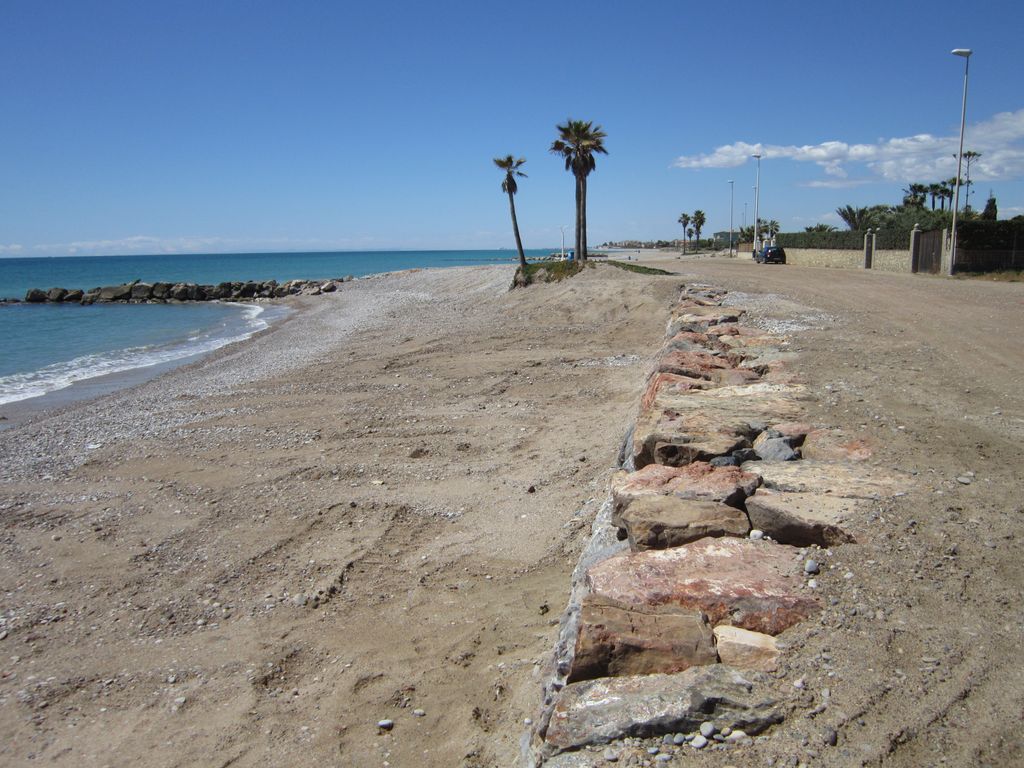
[640,256,1024,767]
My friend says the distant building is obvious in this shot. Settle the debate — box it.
[713,231,738,248]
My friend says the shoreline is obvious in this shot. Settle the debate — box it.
[0,301,292,430]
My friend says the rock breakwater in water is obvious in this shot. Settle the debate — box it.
[17,276,355,305]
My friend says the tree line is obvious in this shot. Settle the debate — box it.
[494,119,608,270]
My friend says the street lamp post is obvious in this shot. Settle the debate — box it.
[728,180,735,257]
[559,224,569,260]
[752,154,762,257]
[950,48,972,273]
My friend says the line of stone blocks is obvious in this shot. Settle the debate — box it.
[526,284,907,765]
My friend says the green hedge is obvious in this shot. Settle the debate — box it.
[776,231,864,249]
[776,229,912,251]
[958,219,1024,250]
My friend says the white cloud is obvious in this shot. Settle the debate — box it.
[802,178,874,189]
[673,109,1024,183]
[0,243,25,254]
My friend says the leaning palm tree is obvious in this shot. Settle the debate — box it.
[493,155,528,269]
[692,210,706,248]
[550,119,608,261]
[835,205,869,230]
[677,213,691,253]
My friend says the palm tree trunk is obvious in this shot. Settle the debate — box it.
[574,174,583,263]
[507,190,526,269]
[580,175,588,260]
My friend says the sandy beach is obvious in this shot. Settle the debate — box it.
[2,257,1023,767]
[0,264,680,767]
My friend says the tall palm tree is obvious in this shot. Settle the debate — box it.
[692,210,706,248]
[677,213,691,253]
[928,183,943,211]
[901,183,928,208]
[550,119,608,261]
[493,155,528,269]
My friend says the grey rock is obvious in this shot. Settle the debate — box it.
[130,283,154,300]
[25,288,48,303]
[543,666,783,753]
[804,560,820,575]
[754,436,798,462]
[98,283,134,301]
[710,455,739,467]
[690,735,708,749]
[699,721,716,737]
[377,718,394,731]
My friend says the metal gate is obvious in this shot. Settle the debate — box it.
[913,229,943,274]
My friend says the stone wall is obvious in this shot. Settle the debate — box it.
[871,249,913,273]
[783,248,864,269]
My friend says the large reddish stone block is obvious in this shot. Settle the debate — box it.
[666,305,744,336]
[586,537,819,635]
[568,596,717,683]
[654,349,735,379]
[617,496,750,550]
[638,372,711,413]
[611,463,761,516]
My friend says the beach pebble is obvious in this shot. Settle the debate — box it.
[749,529,765,540]
[700,721,717,737]
[691,735,708,749]
[804,559,820,575]
[377,719,394,731]
[672,733,687,745]
[602,747,619,762]
[412,708,426,717]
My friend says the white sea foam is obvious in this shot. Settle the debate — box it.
[0,303,271,406]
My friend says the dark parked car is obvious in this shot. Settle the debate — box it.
[754,245,787,264]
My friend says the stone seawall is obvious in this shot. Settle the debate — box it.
[524,284,907,766]
[16,277,354,305]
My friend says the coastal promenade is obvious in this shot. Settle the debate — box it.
[1,257,1022,766]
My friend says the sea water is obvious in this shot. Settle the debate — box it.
[0,249,544,406]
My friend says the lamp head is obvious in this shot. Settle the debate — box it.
[952,48,972,58]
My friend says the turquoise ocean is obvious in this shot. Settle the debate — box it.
[0,249,544,406]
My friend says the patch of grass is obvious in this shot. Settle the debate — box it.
[514,259,585,286]
[602,260,674,275]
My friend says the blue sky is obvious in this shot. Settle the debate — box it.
[2,0,1022,256]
